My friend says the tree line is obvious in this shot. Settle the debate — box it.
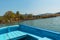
[0,11,33,24]
[0,11,60,24]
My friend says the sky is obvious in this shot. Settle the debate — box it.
[0,0,60,16]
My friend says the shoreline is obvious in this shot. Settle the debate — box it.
[0,16,59,25]
[0,11,60,25]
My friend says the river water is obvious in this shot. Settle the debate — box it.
[21,17,60,32]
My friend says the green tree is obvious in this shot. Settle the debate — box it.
[16,11,20,18]
[16,11,25,20]
[3,11,16,23]
[20,15,25,20]
[27,14,33,18]
[4,11,16,20]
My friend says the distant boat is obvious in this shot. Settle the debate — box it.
[0,24,59,40]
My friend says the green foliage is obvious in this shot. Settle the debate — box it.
[16,11,20,18]
[20,15,25,20]
[0,11,34,24]
[27,14,33,18]
[4,11,16,20]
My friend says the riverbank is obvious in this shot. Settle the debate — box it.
[0,11,60,24]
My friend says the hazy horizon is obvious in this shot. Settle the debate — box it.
[0,0,60,16]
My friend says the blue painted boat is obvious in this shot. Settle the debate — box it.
[0,24,60,40]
